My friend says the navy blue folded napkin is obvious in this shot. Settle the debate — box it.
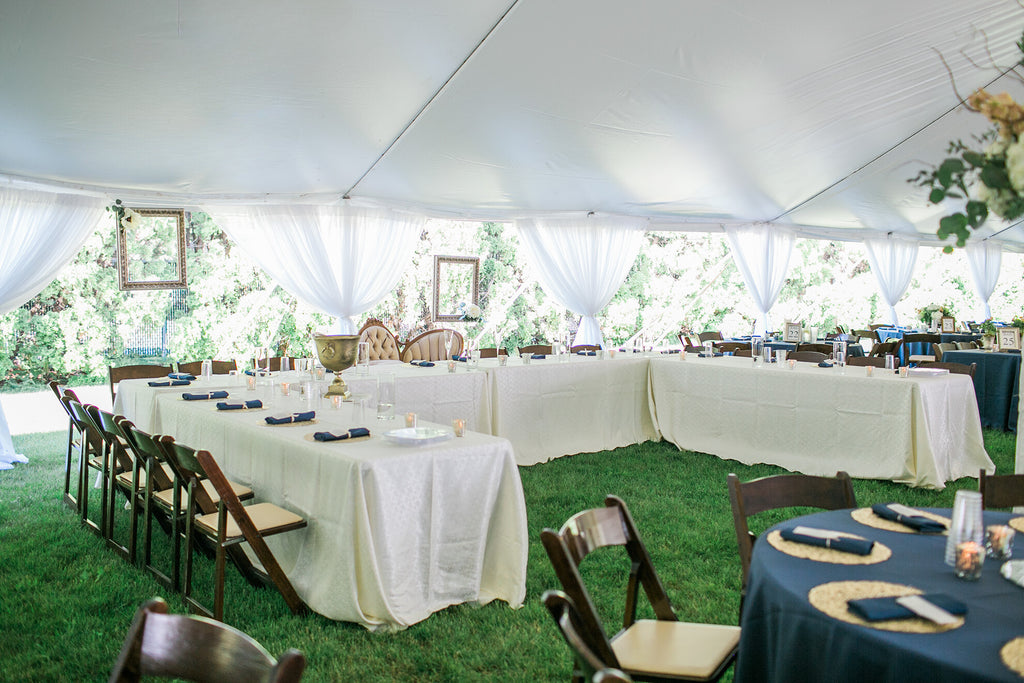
[313,427,371,442]
[452,355,468,362]
[847,594,966,622]
[243,369,271,376]
[576,351,597,356]
[818,360,833,367]
[698,352,724,358]
[531,354,547,359]
[265,411,315,425]
[149,379,191,387]
[780,528,874,555]
[871,503,947,533]
[168,373,196,381]
[410,360,435,367]
[216,400,263,410]
[182,391,229,400]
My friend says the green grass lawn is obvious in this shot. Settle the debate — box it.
[0,429,1016,682]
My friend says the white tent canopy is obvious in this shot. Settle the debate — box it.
[2,0,1024,249]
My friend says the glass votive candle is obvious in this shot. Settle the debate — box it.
[899,366,909,378]
[315,366,326,381]
[452,418,466,437]
[499,354,508,366]
[954,540,984,580]
[787,359,796,369]
[330,394,343,410]
[405,412,417,428]
[521,352,531,365]
[609,349,617,358]
[865,366,874,377]
[280,381,291,396]
[987,524,1015,559]
[447,360,456,373]
[246,375,257,391]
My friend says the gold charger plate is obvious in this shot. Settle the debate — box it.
[1008,517,1024,534]
[808,580,964,633]
[1000,637,1024,676]
[766,529,891,565]
[850,507,949,535]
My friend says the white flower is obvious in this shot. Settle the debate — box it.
[120,208,141,229]
[1006,138,1024,193]
[466,304,481,319]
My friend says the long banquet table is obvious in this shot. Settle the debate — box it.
[114,377,528,630]
[648,355,994,489]
[735,507,1024,682]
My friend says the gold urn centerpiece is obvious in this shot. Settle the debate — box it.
[313,334,361,398]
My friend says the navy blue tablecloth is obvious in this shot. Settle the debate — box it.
[735,508,1024,683]
[942,350,1020,432]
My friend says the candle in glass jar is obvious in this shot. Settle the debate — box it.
[280,382,290,396]
[954,540,984,580]
[987,524,1015,559]
[453,418,466,437]
[247,375,257,391]
[447,360,456,373]
[405,412,417,428]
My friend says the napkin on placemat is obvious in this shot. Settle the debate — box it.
[871,503,947,533]
[168,373,196,381]
[780,527,874,555]
[453,355,468,362]
[698,352,724,358]
[576,351,597,356]
[313,427,371,442]
[182,391,229,401]
[216,400,263,410]
[243,369,271,376]
[410,360,435,367]
[531,354,547,359]
[818,360,833,368]
[265,411,315,425]
[148,380,191,387]
[847,593,966,622]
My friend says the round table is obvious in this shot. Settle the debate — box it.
[735,508,1024,682]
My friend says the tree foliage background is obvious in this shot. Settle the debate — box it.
[1,213,1020,389]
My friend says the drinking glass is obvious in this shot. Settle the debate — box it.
[761,346,772,364]
[831,341,847,368]
[702,340,715,356]
[443,329,454,360]
[945,490,984,566]
[775,349,786,364]
[255,347,270,373]
[751,336,763,364]
[200,359,213,380]
[280,356,291,372]
[376,372,396,421]
[357,341,370,375]
[884,354,896,372]
[350,393,369,423]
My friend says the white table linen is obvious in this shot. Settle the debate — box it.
[487,354,658,466]
[648,355,993,489]
[115,380,528,630]
[0,401,27,470]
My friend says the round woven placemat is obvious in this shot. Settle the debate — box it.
[767,530,891,565]
[850,507,949,534]
[1000,637,1024,677]
[1008,517,1024,535]
[808,581,964,633]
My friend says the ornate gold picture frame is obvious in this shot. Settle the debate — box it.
[116,207,188,291]
[433,255,479,322]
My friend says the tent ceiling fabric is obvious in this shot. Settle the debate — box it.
[3,1,1024,247]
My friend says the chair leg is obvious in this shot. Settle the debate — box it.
[62,423,79,510]
[214,507,228,621]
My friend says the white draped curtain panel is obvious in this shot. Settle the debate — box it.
[965,240,1002,321]
[515,215,644,348]
[0,186,108,469]
[863,235,919,326]
[724,224,795,335]
[209,203,424,335]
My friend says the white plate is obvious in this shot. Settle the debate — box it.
[383,427,454,446]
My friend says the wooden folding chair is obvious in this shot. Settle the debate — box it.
[519,344,553,355]
[160,440,307,621]
[52,383,83,510]
[916,361,977,378]
[786,351,827,363]
[109,364,174,403]
[540,495,739,682]
[543,590,614,683]
[109,597,306,682]
[979,469,1024,509]
[62,397,108,536]
[727,471,856,612]
[176,360,237,375]
[87,406,144,563]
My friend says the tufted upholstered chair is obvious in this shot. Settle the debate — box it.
[358,319,402,361]
[401,329,464,362]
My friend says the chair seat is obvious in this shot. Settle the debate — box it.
[611,620,740,680]
[908,354,936,363]
[115,462,177,491]
[195,502,305,540]
[153,478,253,510]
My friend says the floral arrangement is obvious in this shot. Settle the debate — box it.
[1012,315,1024,332]
[981,319,998,336]
[917,304,951,326]
[108,199,142,230]
[458,302,483,322]
[911,31,1024,252]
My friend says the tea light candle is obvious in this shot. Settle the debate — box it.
[866,366,874,377]
[246,375,257,391]
[406,412,417,428]
[280,382,290,396]
[331,395,343,410]
[954,540,984,580]
[447,360,456,373]
[453,418,466,437]
[987,524,1015,559]
[499,355,508,366]
[787,359,796,369]
[899,366,909,378]
[609,349,617,358]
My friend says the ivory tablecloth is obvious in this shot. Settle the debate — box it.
[487,354,658,466]
[115,381,528,630]
[648,356,993,489]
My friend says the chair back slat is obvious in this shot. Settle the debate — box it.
[560,507,628,564]
[109,364,175,402]
[980,469,1024,509]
